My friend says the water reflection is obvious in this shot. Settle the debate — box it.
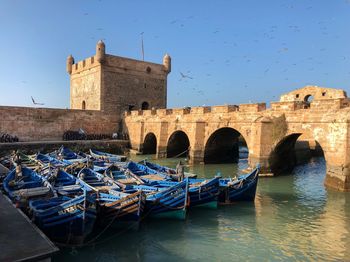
[55,155,350,261]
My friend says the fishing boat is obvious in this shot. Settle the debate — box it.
[52,146,87,163]
[218,165,260,204]
[36,153,71,168]
[142,177,220,208]
[102,163,144,186]
[44,167,92,196]
[187,177,220,208]
[77,168,146,226]
[140,160,197,180]
[3,165,55,207]
[96,190,145,226]
[89,149,127,162]
[1,152,41,170]
[126,161,171,183]
[29,190,97,245]
[129,179,189,219]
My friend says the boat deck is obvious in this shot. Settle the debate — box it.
[0,192,59,261]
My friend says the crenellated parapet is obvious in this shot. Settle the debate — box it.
[69,56,97,74]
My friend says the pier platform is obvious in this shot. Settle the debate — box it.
[0,193,58,261]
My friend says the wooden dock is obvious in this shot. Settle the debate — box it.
[0,193,59,261]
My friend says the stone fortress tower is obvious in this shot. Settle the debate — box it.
[67,40,171,115]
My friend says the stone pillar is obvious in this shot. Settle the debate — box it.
[156,121,169,159]
[325,165,350,191]
[189,121,206,164]
[129,121,144,152]
[248,117,274,173]
[324,121,350,191]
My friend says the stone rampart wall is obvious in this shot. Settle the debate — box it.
[0,106,119,141]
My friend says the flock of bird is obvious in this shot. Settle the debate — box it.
[18,1,350,107]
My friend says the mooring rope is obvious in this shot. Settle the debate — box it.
[171,149,189,159]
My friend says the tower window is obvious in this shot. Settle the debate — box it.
[141,101,149,110]
[82,100,86,110]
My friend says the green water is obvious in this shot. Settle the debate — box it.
[55,155,350,261]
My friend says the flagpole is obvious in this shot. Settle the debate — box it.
[141,32,144,61]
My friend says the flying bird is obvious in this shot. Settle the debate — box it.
[180,72,193,79]
[31,96,44,106]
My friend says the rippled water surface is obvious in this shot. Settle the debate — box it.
[55,155,350,261]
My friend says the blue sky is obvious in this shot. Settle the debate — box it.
[0,0,349,108]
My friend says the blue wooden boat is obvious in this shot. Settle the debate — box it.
[96,190,145,225]
[141,177,220,208]
[44,167,93,196]
[11,152,44,170]
[3,166,55,207]
[77,168,120,190]
[140,160,197,180]
[51,146,87,164]
[29,190,97,245]
[218,165,260,203]
[126,161,171,182]
[77,168,146,225]
[36,153,71,167]
[129,179,189,220]
[89,149,127,162]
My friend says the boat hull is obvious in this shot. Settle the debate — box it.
[218,167,259,204]
[96,191,146,226]
[144,180,188,220]
[30,195,97,245]
[188,177,220,208]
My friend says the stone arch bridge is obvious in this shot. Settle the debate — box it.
[123,86,350,192]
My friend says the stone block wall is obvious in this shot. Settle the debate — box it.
[70,56,102,110]
[0,106,119,141]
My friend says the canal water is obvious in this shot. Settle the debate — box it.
[55,153,350,261]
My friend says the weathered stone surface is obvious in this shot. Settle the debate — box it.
[0,106,118,141]
[279,85,346,102]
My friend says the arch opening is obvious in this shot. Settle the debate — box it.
[269,133,325,175]
[204,127,248,164]
[167,131,190,158]
[82,100,86,110]
[141,101,149,110]
[143,133,157,154]
[304,95,314,103]
[303,95,314,109]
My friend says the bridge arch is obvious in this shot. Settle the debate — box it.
[143,132,157,154]
[204,127,249,164]
[269,133,326,175]
[167,130,190,158]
